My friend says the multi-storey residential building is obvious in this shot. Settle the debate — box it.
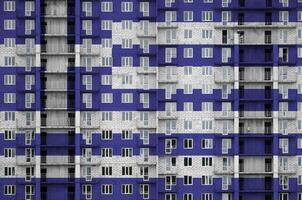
[1,0,302,200]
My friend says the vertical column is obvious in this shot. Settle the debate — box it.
[272,44,279,200]
[35,0,41,199]
[233,32,240,200]
[75,0,81,199]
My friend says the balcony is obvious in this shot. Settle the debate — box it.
[40,156,75,165]
[157,22,178,29]
[279,71,297,83]
[41,44,75,55]
[137,67,157,74]
[214,111,234,119]
[16,157,35,166]
[158,74,178,83]
[158,111,178,120]
[278,111,297,119]
[16,46,35,55]
[239,111,272,119]
[41,118,75,128]
[136,156,157,166]
[214,70,234,83]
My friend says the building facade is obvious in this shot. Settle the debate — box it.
[1,0,302,200]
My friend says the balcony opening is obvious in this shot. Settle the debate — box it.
[68,58,75,68]
[239,49,244,62]
[265,194,272,200]
[222,30,227,44]
[239,122,245,134]
[279,48,288,63]
[41,76,47,89]
[41,132,47,145]
[41,150,47,164]
[41,40,47,53]
[264,68,271,80]
[265,139,272,154]
[41,184,47,200]
[68,131,75,145]
[239,140,244,154]
[265,104,272,117]
[266,0,272,7]
[68,168,75,182]
[239,177,244,190]
[265,12,272,25]
[239,104,244,117]
[239,159,244,172]
[41,58,47,70]
[239,68,245,80]
[68,186,75,200]
[265,48,272,62]
[265,86,272,99]
[238,13,245,25]
[41,113,47,126]
[41,21,47,34]
[68,113,75,126]
[239,0,245,7]
[264,122,272,134]
[238,31,245,44]
[239,85,244,98]
[68,149,75,163]
[265,158,272,172]
[68,94,75,108]
[265,177,272,190]
[265,31,272,44]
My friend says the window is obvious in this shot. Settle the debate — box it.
[4,167,15,177]
[82,20,92,35]
[279,11,289,25]
[121,148,133,157]
[25,1,35,16]
[184,102,193,111]
[184,48,193,58]
[122,39,133,48]
[25,93,35,108]
[101,56,112,66]
[101,184,113,194]
[122,111,133,121]
[184,0,193,3]
[202,193,213,200]
[82,185,92,199]
[184,84,193,94]
[222,139,232,154]
[183,175,193,185]
[101,2,113,12]
[101,75,112,85]
[101,148,112,157]
[201,29,213,39]
[222,48,231,63]
[204,0,213,2]
[298,48,302,58]
[184,120,193,130]
[140,93,149,108]
[101,112,112,121]
[298,176,302,185]
[201,67,212,75]
[201,157,212,166]
[101,93,113,103]
[201,139,213,149]
[101,20,112,30]
[202,102,213,112]
[122,166,133,175]
[4,75,15,85]
[121,184,133,194]
[184,11,193,21]
[4,112,15,121]
[140,2,149,16]
[121,2,133,12]
[298,139,302,149]
[202,48,213,58]
[122,130,133,140]
[82,93,92,108]
[202,11,213,21]
[4,56,15,66]
[184,139,193,149]
[184,157,192,166]
[102,39,112,48]
[82,2,92,16]
[4,93,16,103]
[121,57,133,67]
[140,184,149,199]
[25,20,35,35]
[201,176,213,185]
[298,193,302,200]
[201,120,213,130]
[4,185,15,195]
[4,148,15,158]
[101,167,112,176]
[4,38,15,47]
[121,93,133,103]
[122,74,133,85]
[4,20,15,30]
[184,29,192,39]
[101,130,112,140]
[165,48,177,63]
[4,1,15,11]
[122,20,133,30]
